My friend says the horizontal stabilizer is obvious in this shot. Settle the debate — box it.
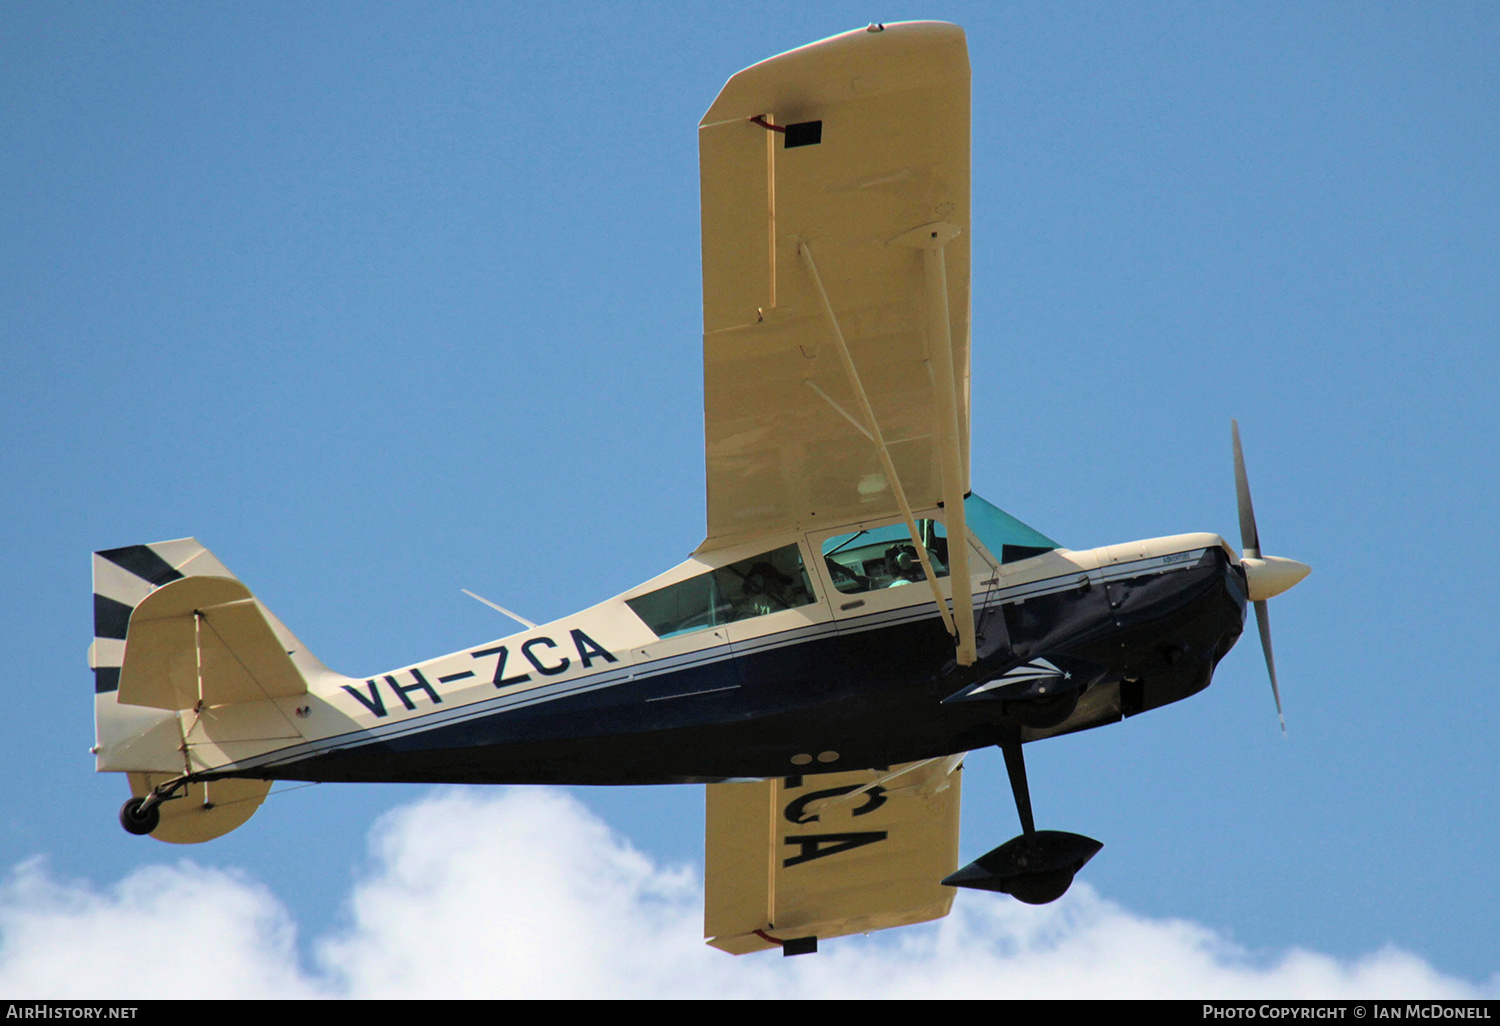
[118,575,307,711]
[127,772,271,845]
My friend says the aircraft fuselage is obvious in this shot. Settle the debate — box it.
[240,534,1247,787]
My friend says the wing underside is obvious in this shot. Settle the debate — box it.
[705,758,963,954]
[699,22,972,550]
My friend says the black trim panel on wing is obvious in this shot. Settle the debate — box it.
[784,120,823,148]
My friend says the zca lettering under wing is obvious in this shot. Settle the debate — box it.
[703,760,962,955]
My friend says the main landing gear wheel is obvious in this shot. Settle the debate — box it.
[1008,868,1075,906]
[118,796,160,836]
[943,830,1103,903]
[942,728,1102,904]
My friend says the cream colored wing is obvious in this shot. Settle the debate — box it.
[704,758,963,954]
[700,22,971,549]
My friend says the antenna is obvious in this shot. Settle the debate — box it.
[461,589,538,630]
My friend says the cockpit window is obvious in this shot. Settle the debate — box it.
[821,519,949,594]
[964,494,1059,564]
[626,543,817,638]
[818,499,1056,595]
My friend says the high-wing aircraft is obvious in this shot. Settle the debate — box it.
[89,23,1309,956]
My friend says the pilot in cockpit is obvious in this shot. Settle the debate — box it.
[884,543,925,587]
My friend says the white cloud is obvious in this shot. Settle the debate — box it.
[0,857,322,999]
[0,788,1491,999]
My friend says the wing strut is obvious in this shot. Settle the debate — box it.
[897,222,976,666]
[798,240,957,643]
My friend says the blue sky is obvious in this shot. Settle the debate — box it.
[2,2,1496,997]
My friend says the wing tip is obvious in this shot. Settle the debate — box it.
[700,21,968,127]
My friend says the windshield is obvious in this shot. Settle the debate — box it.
[964,493,1058,564]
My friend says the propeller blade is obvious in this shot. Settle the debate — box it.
[1232,419,1260,558]
[1234,420,1294,734]
[1253,599,1286,735]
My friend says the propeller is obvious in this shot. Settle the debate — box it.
[1231,420,1311,734]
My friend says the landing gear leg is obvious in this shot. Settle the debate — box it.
[1000,730,1036,836]
[942,727,1102,904]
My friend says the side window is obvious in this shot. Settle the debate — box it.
[821,520,949,594]
[626,544,817,638]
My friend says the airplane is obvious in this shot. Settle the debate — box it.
[88,22,1309,957]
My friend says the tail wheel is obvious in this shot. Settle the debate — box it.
[119,796,160,836]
